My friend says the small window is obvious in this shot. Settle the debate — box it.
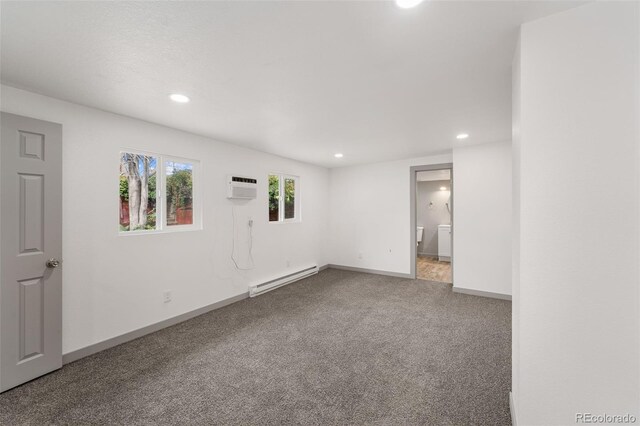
[165,160,194,227]
[268,174,280,222]
[120,153,158,232]
[268,173,299,223]
[120,151,200,234]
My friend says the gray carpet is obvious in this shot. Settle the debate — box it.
[0,269,512,425]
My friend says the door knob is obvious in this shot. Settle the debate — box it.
[46,258,61,268]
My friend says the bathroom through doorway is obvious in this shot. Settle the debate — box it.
[410,164,453,283]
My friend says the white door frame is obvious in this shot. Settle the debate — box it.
[409,163,453,280]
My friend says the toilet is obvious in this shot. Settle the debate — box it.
[416,226,424,246]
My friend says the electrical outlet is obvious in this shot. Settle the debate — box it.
[163,290,172,303]
[248,217,253,227]
[358,253,363,259]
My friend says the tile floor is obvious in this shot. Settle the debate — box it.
[417,256,452,283]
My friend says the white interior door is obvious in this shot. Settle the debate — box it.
[0,112,62,392]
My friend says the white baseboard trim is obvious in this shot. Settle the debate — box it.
[327,264,413,279]
[318,264,330,271]
[452,286,512,301]
[62,291,249,365]
[509,391,517,426]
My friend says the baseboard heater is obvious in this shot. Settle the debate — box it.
[249,265,318,297]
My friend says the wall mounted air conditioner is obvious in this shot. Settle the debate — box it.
[227,175,257,199]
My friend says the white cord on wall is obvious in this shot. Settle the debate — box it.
[231,205,255,271]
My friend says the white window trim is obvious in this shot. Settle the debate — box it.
[119,149,202,235]
[269,173,301,224]
[162,155,202,232]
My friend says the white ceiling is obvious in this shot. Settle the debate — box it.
[417,169,450,182]
[1,1,583,168]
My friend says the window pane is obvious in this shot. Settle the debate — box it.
[120,153,157,231]
[165,161,193,226]
[268,174,280,222]
[284,178,295,219]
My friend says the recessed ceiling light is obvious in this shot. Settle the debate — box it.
[456,133,469,140]
[440,186,447,191]
[395,0,424,9]
[334,153,344,158]
[169,94,190,103]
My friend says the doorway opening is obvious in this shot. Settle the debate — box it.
[410,164,453,283]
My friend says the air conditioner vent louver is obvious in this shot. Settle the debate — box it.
[231,177,257,184]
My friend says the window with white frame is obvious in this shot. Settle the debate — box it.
[268,173,300,222]
[119,151,200,233]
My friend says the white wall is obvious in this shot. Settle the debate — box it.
[328,153,452,275]
[513,2,639,424]
[328,145,513,292]
[453,141,512,296]
[0,85,330,355]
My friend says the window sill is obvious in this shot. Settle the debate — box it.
[118,226,203,236]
